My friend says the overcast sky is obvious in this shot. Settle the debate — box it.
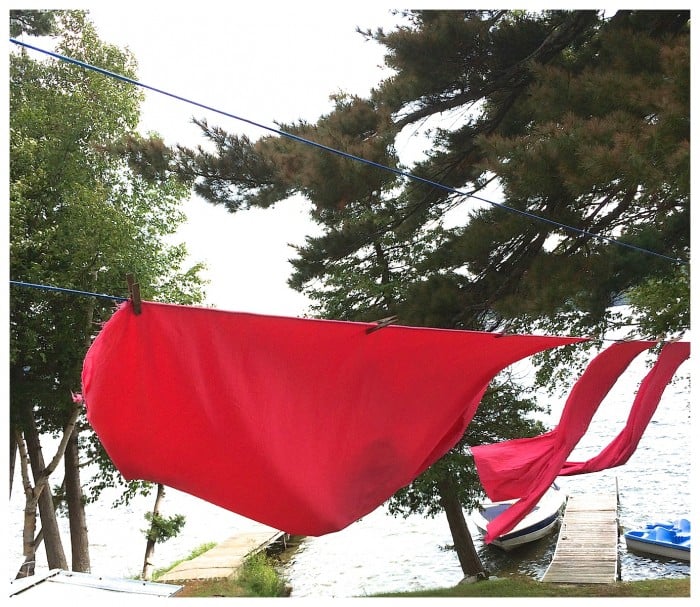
[58,3,410,316]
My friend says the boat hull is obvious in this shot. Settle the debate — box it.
[624,519,690,562]
[471,485,566,551]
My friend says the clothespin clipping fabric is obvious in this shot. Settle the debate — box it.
[125,273,141,315]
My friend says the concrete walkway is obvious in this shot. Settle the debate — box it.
[158,528,284,582]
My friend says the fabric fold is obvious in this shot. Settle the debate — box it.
[471,341,654,503]
[561,341,690,475]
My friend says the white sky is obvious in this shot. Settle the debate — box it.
[12,2,413,316]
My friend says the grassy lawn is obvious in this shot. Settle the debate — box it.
[371,575,690,598]
[172,571,689,598]
[176,578,690,598]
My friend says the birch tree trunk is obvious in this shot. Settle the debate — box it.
[142,483,165,580]
[21,407,68,572]
[14,403,81,578]
[15,427,41,579]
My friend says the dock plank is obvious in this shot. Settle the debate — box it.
[541,492,619,584]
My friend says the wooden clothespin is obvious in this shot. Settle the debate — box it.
[366,315,399,335]
[125,273,142,315]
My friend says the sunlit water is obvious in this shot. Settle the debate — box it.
[8,347,691,596]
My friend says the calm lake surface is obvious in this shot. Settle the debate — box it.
[8,347,691,596]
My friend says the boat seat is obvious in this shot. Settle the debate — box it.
[480,502,511,521]
[651,526,676,543]
[676,518,691,533]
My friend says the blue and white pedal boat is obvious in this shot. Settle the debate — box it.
[624,518,690,562]
[471,484,567,551]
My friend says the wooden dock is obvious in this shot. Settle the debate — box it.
[158,528,285,582]
[542,492,619,584]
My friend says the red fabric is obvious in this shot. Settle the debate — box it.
[561,341,690,475]
[471,340,655,542]
[471,340,689,543]
[471,341,655,502]
[82,301,583,536]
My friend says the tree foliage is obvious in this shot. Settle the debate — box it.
[143,511,186,544]
[10,9,59,37]
[11,8,205,437]
[10,10,206,571]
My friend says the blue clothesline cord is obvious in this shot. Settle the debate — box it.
[9,280,128,302]
[9,37,687,266]
[6,279,684,344]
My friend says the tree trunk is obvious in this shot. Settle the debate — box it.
[64,285,96,572]
[437,477,488,581]
[15,427,40,579]
[21,407,69,572]
[65,427,90,572]
[10,427,17,498]
[142,483,165,580]
[14,401,82,577]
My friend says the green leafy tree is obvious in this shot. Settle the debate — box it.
[10,10,205,577]
[115,9,688,579]
[10,9,59,37]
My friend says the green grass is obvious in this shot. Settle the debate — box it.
[174,569,689,598]
[370,574,690,597]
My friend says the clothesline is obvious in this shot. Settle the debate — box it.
[9,279,128,302]
[9,278,672,344]
[9,37,688,266]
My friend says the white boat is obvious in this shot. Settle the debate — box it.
[624,518,690,562]
[471,484,567,551]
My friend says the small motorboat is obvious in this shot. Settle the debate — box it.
[471,484,567,551]
[624,518,690,562]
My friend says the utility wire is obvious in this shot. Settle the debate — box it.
[9,280,128,302]
[9,37,687,265]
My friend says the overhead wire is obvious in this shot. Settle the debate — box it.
[9,37,687,266]
[8,279,680,345]
[9,280,128,302]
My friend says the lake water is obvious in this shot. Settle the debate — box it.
[8,347,691,596]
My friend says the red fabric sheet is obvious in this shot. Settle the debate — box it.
[82,301,583,536]
[471,340,689,543]
[560,341,690,475]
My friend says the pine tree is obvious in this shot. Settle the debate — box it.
[115,9,689,578]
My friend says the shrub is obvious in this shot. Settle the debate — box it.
[236,552,287,597]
